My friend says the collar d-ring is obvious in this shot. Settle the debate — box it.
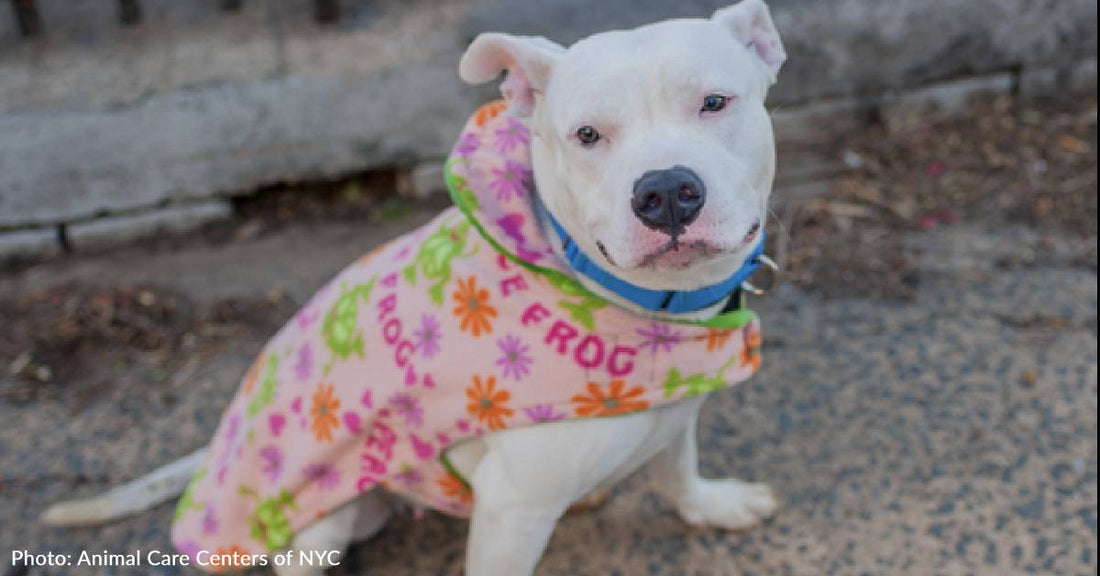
[741,254,780,296]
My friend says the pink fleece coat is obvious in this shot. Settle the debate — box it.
[171,101,763,568]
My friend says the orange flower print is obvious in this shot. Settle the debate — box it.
[438,470,474,505]
[740,348,762,372]
[704,328,733,352]
[572,380,649,417]
[474,101,508,126]
[453,275,497,337]
[740,325,763,371]
[465,374,513,430]
[311,382,341,443]
[744,324,762,349]
[242,356,262,394]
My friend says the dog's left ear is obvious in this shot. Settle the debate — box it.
[460,33,565,117]
[713,0,787,85]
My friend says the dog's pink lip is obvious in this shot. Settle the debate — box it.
[743,220,762,244]
[638,240,725,270]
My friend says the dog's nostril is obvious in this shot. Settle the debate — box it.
[643,193,662,211]
[678,186,701,203]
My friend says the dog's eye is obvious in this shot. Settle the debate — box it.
[576,125,601,147]
[700,94,728,114]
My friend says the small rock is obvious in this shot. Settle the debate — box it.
[9,352,32,375]
[233,219,265,242]
[397,161,448,200]
[138,290,157,307]
[34,365,53,382]
[842,150,863,169]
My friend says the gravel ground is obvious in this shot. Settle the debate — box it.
[1,96,1096,576]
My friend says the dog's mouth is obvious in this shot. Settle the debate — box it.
[597,219,762,271]
[638,241,726,270]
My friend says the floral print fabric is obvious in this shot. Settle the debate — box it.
[171,101,763,567]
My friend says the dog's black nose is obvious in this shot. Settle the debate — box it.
[631,166,706,237]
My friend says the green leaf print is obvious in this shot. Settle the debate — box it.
[246,354,280,417]
[549,275,607,332]
[403,218,478,305]
[174,468,206,520]
[445,162,480,212]
[702,309,757,330]
[663,367,729,399]
[241,487,297,551]
[321,279,376,375]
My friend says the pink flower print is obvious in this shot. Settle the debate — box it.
[409,432,435,459]
[176,541,200,563]
[496,213,543,263]
[303,462,341,490]
[496,334,533,381]
[494,117,529,153]
[222,413,241,446]
[489,160,531,202]
[201,509,219,535]
[259,445,284,482]
[268,413,287,437]
[294,343,313,382]
[525,404,566,424]
[413,315,442,359]
[637,322,682,355]
[389,392,424,427]
[392,465,424,487]
[295,307,319,330]
[343,411,363,435]
[455,131,480,158]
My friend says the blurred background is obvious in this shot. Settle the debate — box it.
[1,1,1096,575]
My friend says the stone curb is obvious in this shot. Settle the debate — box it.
[1,62,1094,260]
[0,227,61,261]
[66,200,233,253]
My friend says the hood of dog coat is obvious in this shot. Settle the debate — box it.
[170,101,763,571]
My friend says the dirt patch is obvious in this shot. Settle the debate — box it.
[0,284,297,409]
[777,95,1098,299]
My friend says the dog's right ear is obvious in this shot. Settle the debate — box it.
[459,33,564,117]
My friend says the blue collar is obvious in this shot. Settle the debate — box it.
[545,211,766,314]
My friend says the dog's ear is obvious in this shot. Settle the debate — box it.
[712,0,786,85]
[459,33,564,117]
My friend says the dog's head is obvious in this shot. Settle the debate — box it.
[460,0,785,292]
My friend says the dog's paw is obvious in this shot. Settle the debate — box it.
[676,479,778,530]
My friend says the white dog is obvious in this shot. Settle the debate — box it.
[43,2,787,574]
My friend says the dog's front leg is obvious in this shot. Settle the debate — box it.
[653,403,778,530]
[465,447,571,576]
